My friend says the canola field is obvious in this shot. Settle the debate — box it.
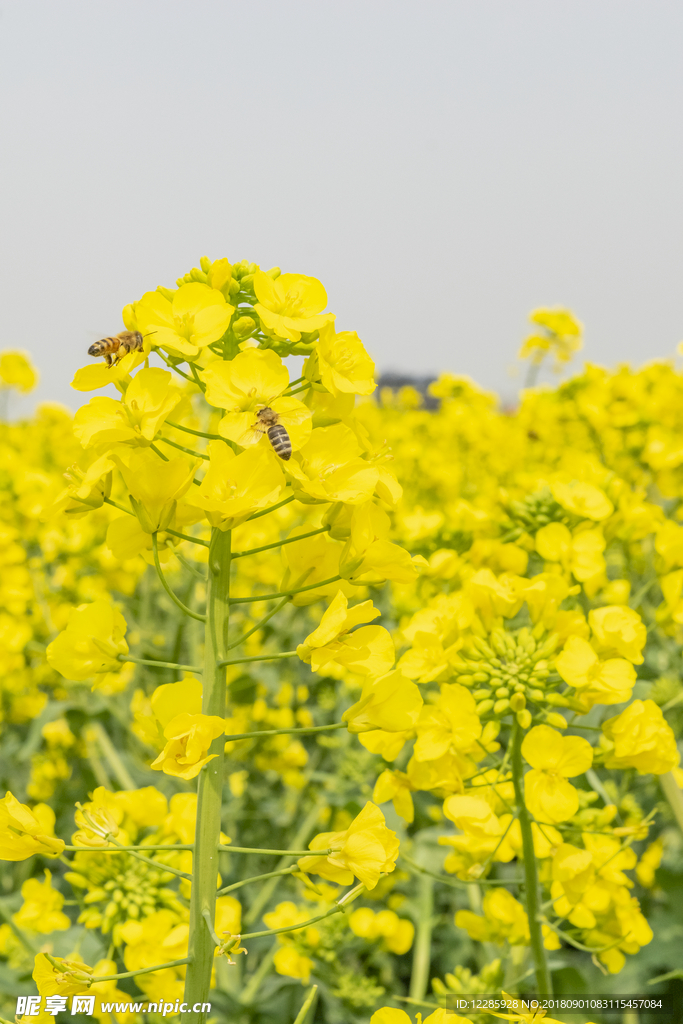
[0,259,681,1024]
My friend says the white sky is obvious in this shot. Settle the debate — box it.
[2,0,683,415]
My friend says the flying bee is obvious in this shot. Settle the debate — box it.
[249,407,292,460]
[88,331,144,366]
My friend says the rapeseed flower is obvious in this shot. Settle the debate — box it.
[253,271,334,342]
[200,348,312,450]
[46,599,129,685]
[0,795,64,861]
[73,367,184,449]
[151,713,226,779]
[522,725,593,823]
[601,699,679,774]
[0,349,38,392]
[298,802,399,890]
[555,635,636,711]
[133,282,234,358]
[305,322,376,396]
[185,440,285,529]
[343,671,423,733]
[297,589,394,676]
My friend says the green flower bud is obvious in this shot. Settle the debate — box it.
[516,709,532,729]
[495,687,510,698]
[510,692,526,712]
[545,692,571,707]
[83,888,108,904]
[476,699,494,715]
[493,698,510,715]
[233,316,257,339]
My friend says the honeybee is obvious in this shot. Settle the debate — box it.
[248,407,292,460]
[88,331,144,366]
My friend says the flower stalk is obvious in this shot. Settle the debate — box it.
[181,527,231,1023]
[511,720,552,996]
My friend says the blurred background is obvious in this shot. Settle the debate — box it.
[2,0,683,415]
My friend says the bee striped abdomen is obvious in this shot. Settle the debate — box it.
[267,424,292,460]
[87,332,144,365]
[88,338,118,357]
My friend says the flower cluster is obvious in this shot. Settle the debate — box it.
[1,277,682,1023]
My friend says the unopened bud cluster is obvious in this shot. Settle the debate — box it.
[450,626,561,725]
[66,852,181,934]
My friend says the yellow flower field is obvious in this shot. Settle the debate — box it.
[0,259,681,1024]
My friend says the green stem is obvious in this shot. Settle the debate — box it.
[511,721,552,996]
[660,771,683,833]
[283,382,313,397]
[85,730,111,788]
[176,551,207,580]
[158,435,209,460]
[182,527,231,1024]
[63,845,194,852]
[239,942,277,1006]
[218,651,297,667]
[409,870,434,1000]
[219,846,332,856]
[167,528,210,547]
[156,351,196,384]
[228,575,341,605]
[188,362,207,392]
[225,722,345,742]
[400,853,523,888]
[247,494,296,520]
[90,722,136,790]
[244,802,324,926]
[293,985,319,1024]
[166,420,226,442]
[216,866,298,897]
[152,534,207,621]
[104,496,134,516]
[63,958,191,985]
[232,526,330,559]
[119,654,202,672]
[106,836,192,881]
[149,442,170,462]
[241,903,344,940]
[225,597,289,650]
[0,901,39,955]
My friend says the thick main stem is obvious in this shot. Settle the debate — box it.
[181,527,231,1024]
[409,870,434,1001]
[511,721,552,996]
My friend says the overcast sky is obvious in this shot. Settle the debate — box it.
[2,0,683,415]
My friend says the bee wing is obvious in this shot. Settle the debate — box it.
[241,424,267,446]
